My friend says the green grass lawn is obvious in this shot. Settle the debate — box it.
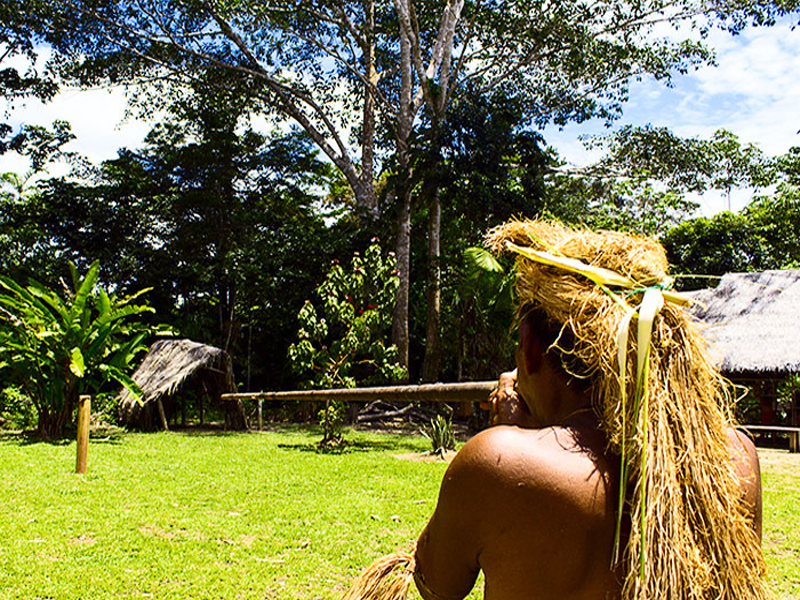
[0,427,797,599]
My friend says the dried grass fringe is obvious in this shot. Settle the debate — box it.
[341,548,416,600]
[486,219,771,600]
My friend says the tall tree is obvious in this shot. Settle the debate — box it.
[662,145,800,282]
[13,0,799,373]
[546,125,777,237]
[412,87,549,379]
[0,2,60,150]
[3,83,338,388]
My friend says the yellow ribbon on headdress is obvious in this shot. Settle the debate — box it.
[505,241,692,571]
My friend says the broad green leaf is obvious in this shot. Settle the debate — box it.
[109,332,148,370]
[69,260,100,327]
[464,247,504,275]
[70,346,86,378]
[98,287,111,317]
[27,279,69,321]
[102,364,144,404]
[117,287,153,306]
[69,262,80,295]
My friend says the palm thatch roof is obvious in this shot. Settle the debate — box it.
[689,269,800,376]
[118,338,245,430]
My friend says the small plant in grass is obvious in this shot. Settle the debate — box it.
[317,399,347,450]
[422,414,456,458]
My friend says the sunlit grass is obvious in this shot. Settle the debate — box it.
[0,429,795,599]
[0,427,457,599]
[760,449,800,600]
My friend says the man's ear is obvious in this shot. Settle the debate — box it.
[519,315,544,375]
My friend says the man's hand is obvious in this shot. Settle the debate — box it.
[481,369,534,426]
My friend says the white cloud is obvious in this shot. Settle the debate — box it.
[1,86,151,170]
[544,19,800,217]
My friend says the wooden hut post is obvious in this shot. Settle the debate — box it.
[156,397,170,431]
[76,395,91,474]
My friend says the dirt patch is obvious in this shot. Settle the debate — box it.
[393,450,457,463]
[757,448,800,479]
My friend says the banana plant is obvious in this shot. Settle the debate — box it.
[0,261,154,439]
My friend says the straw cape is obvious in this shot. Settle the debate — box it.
[118,338,247,431]
[341,219,770,600]
[689,269,800,376]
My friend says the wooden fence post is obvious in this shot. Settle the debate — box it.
[76,395,91,474]
[258,399,263,431]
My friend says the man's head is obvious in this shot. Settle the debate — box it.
[515,306,590,425]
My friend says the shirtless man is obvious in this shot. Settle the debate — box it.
[412,309,763,600]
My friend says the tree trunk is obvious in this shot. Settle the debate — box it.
[36,392,75,440]
[392,3,414,376]
[393,187,412,375]
[358,0,380,221]
[422,184,442,381]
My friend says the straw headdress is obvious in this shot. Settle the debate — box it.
[341,219,770,600]
[486,218,769,600]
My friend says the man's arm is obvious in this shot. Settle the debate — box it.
[414,439,487,600]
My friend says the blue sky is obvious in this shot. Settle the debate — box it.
[544,20,800,213]
[2,18,799,216]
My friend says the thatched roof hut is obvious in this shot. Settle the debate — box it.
[689,269,800,377]
[118,338,247,431]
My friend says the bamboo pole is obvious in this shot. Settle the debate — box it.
[221,381,497,404]
[76,395,91,474]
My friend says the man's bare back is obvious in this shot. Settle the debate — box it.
[414,416,762,600]
[415,414,618,600]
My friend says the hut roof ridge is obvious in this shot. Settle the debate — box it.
[690,269,800,375]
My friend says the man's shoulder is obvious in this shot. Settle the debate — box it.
[445,424,608,498]
[433,424,615,556]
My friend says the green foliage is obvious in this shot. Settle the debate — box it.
[421,414,456,458]
[587,181,699,238]
[662,212,773,285]
[317,399,348,451]
[663,147,800,284]
[552,126,777,236]
[444,247,516,380]
[0,80,339,392]
[0,386,36,430]
[288,242,406,390]
[0,261,154,438]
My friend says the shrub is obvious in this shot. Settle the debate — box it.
[287,241,406,390]
[0,386,36,430]
[287,241,407,448]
